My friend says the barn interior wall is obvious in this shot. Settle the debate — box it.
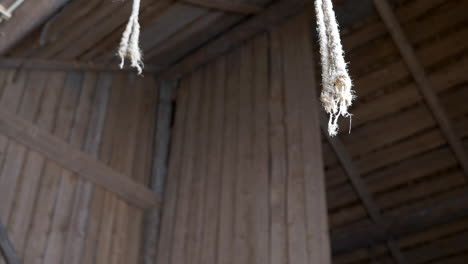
[156,13,330,264]
[0,69,158,264]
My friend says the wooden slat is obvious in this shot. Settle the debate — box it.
[161,0,306,79]
[215,49,240,264]
[0,70,31,264]
[42,71,83,264]
[181,0,262,14]
[232,38,253,264]
[251,34,269,264]
[0,0,72,54]
[142,79,175,264]
[65,72,111,264]
[0,105,159,209]
[293,13,331,263]
[0,220,20,264]
[155,77,190,264]
[22,72,67,264]
[323,117,407,263]
[185,62,211,264]
[333,191,468,255]
[269,26,287,264]
[373,0,468,176]
[169,72,202,264]
[198,56,225,264]
[7,71,49,258]
[281,17,310,264]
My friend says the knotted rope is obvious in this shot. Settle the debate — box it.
[315,0,355,136]
[118,0,144,74]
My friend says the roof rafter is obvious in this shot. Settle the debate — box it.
[321,115,408,263]
[181,0,262,14]
[332,191,468,254]
[0,0,73,55]
[373,0,468,176]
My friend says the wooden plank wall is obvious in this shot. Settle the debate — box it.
[156,13,330,264]
[0,69,158,264]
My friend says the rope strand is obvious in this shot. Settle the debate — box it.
[118,0,143,74]
[315,0,354,136]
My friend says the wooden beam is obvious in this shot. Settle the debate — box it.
[0,0,72,54]
[142,79,176,264]
[0,106,160,209]
[0,221,20,264]
[160,0,307,79]
[321,115,407,263]
[373,0,468,176]
[181,0,262,14]
[332,191,468,254]
[0,58,159,73]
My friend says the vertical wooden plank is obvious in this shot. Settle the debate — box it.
[11,70,71,259]
[295,14,331,264]
[155,78,189,264]
[22,72,67,264]
[73,72,111,264]
[170,72,202,264]
[0,70,30,227]
[95,190,117,264]
[141,77,169,264]
[0,70,10,96]
[281,16,310,264]
[62,72,99,264]
[129,76,159,264]
[0,143,26,224]
[216,48,240,264]
[268,27,288,264]
[94,73,127,264]
[252,34,270,264]
[186,65,211,264]
[233,40,254,264]
[109,75,142,264]
[0,220,20,264]
[0,70,46,264]
[42,71,84,264]
[198,56,226,264]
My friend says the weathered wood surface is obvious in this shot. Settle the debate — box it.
[156,13,330,264]
[0,69,160,264]
[333,191,468,254]
[142,79,176,264]
[181,0,262,14]
[161,0,306,79]
[0,0,72,54]
[373,0,468,176]
[0,220,20,264]
[0,105,159,208]
[0,58,159,73]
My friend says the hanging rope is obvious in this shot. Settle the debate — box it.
[315,0,355,136]
[118,0,144,74]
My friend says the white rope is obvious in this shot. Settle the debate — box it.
[118,0,144,74]
[0,0,26,22]
[315,0,355,136]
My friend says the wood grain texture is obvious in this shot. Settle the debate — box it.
[156,14,330,264]
[0,102,159,208]
[0,0,72,54]
[0,68,160,264]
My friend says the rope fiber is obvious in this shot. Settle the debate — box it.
[315,0,355,136]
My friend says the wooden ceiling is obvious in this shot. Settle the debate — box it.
[2,0,276,70]
[1,0,468,263]
[323,0,468,263]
